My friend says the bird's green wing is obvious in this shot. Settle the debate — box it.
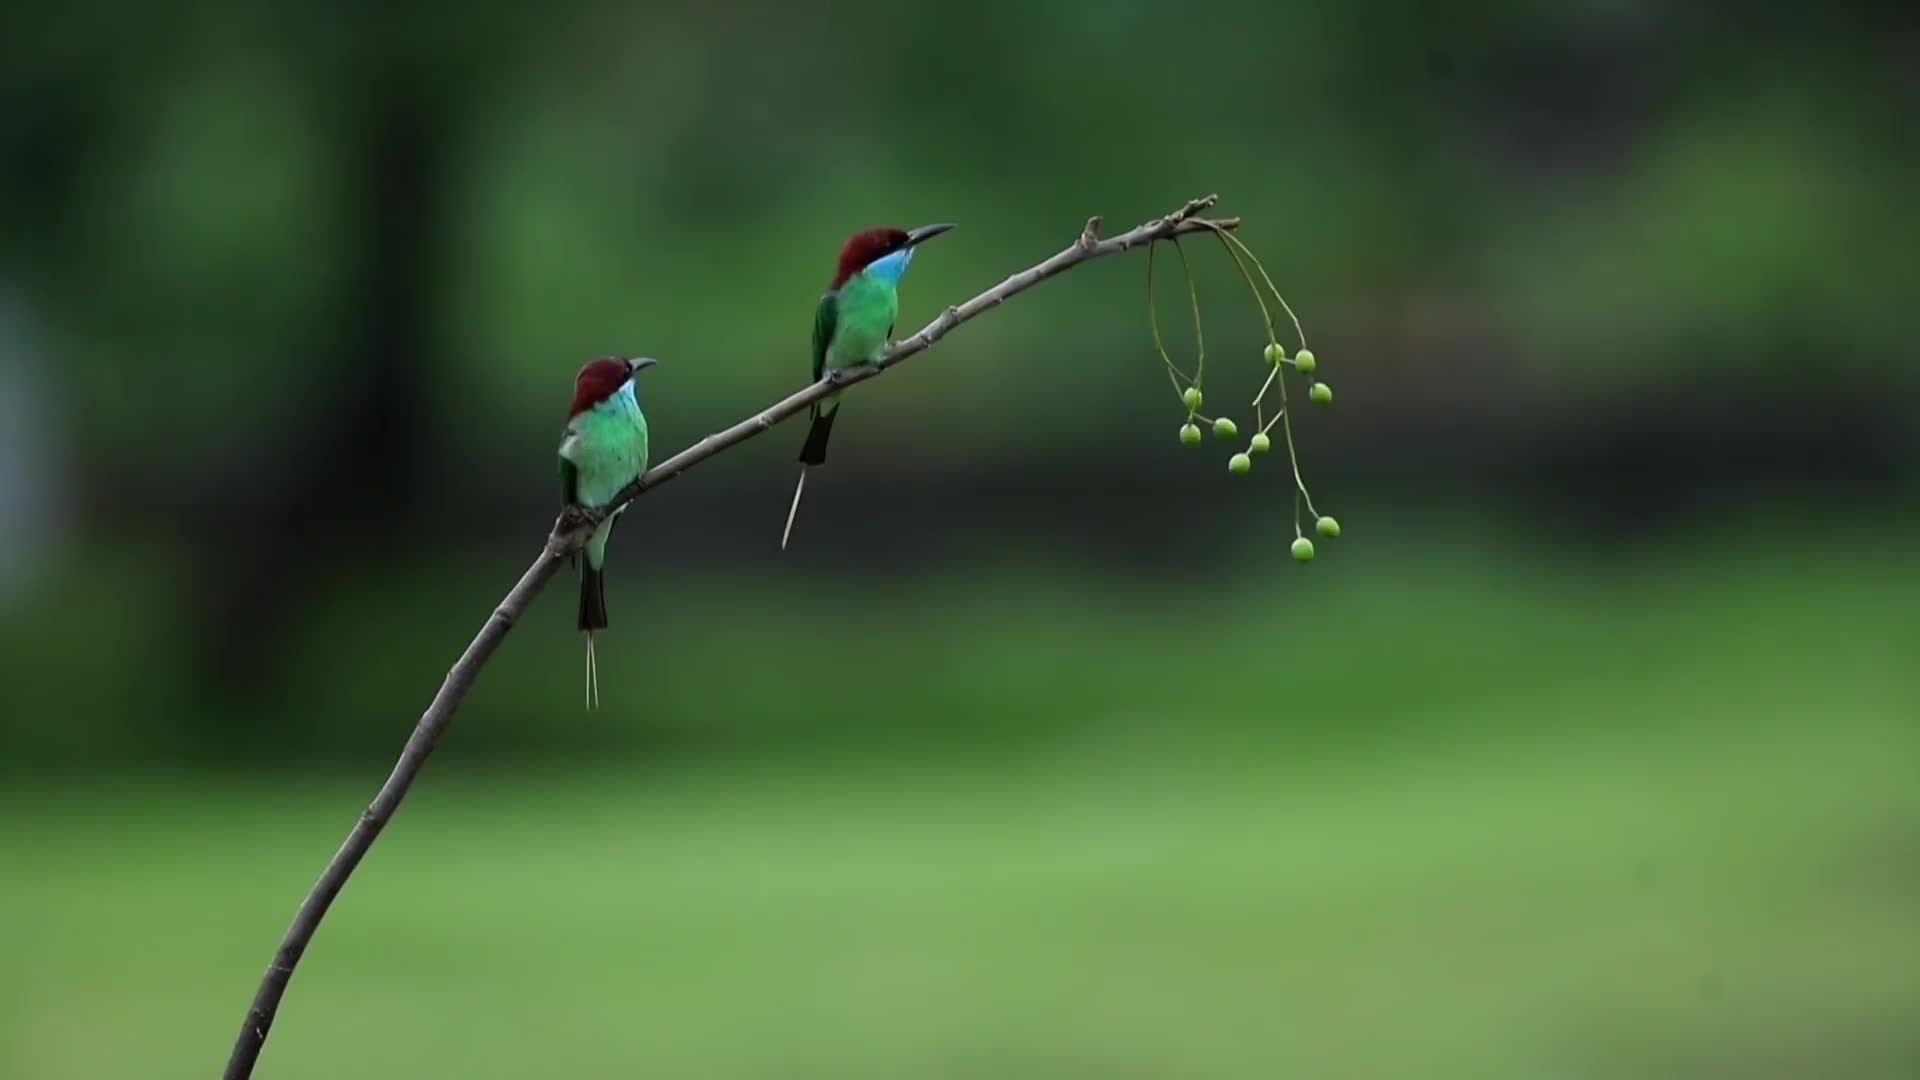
[811,291,837,383]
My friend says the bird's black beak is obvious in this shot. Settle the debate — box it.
[906,223,955,247]
[627,356,659,375]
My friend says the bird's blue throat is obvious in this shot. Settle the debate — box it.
[863,246,914,284]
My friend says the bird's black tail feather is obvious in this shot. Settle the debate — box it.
[798,405,837,466]
[578,562,609,633]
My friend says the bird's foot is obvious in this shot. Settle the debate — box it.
[825,366,858,387]
[557,505,594,533]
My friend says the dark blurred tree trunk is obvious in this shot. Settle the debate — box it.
[197,66,446,723]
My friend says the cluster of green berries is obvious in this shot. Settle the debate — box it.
[1282,518,1344,557]
[1290,515,1341,561]
[1190,343,1334,475]
[1177,388,1244,447]
[1266,343,1332,404]
[1227,430,1272,475]
[1172,340,1342,564]
[1178,387,1204,446]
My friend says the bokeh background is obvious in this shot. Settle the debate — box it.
[4,2,1918,1077]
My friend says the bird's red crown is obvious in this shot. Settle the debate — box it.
[831,228,910,289]
[569,356,635,418]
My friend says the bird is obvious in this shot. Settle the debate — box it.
[558,355,656,708]
[782,222,954,549]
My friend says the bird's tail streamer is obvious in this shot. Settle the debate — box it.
[583,631,599,709]
[780,466,809,551]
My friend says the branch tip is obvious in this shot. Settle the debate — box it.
[1174,195,1219,221]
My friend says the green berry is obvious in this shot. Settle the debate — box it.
[1249,432,1272,454]
[1316,515,1341,538]
[1291,537,1315,562]
[1293,348,1317,375]
[1228,453,1252,476]
[1309,382,1333,405]
[1182,386,1202,411]
[1264,342,1285,365]
[1213,416,1238,439]
[1179,423,1202,447]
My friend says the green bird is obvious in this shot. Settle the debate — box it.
[782,222,954,549]
[558,354,656,707]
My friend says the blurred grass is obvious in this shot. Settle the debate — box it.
[3,538,1918,1077]
[1,717,1914,1078]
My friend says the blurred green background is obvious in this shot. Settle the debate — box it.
[3,2,1918,1077]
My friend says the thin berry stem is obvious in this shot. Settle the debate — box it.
[1145,242,1196,389]
[1173,238,1205,389]
[1204,224,1309,353]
